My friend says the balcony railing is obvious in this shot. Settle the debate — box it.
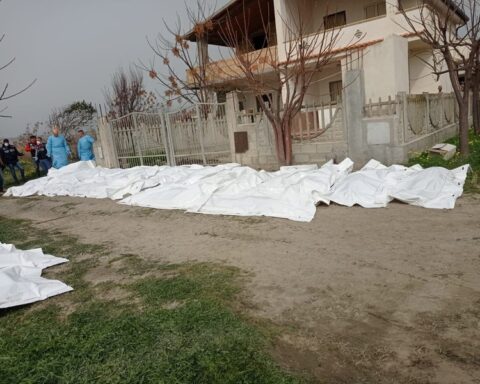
[186,45,278,86]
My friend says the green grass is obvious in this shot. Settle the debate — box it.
[1,158,39,189]
[408,131,480,193]
[0,217,302,384]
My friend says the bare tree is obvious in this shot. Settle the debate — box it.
[217,1,360,165]
[140,0,218,107]
[49,101,97,143]
[104,67,158,119]
[0,30,36,118]
[147,0,360,165]
[399,0,477,155]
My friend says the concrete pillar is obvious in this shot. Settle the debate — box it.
[197,37,214,103]
[273,0,288,61]
[344,69,368,165]
[226,91,239,163]
[387,0,400,16]
[96,117,119,168]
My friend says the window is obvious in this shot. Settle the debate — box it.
[398,0,418,11]
[324,11,346,30]
[365,2,387,19]
[329,81,343,103]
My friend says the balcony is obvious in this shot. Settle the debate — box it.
[186,45,278,88]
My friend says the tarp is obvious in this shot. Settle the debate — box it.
[4,161,167,200]
[120,160,354,222]
[327,160,469,209]
[4,159,470,222]
[0,243,73,309]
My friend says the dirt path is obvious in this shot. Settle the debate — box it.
[2,195,480,383]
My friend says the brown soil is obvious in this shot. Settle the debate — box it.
[2,195,480,384]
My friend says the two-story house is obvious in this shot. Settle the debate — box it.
[183,0,468,167]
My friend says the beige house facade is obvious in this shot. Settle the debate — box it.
[181,0,468,168]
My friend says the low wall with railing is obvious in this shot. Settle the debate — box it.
[226,92,348,169]
[292,106,348,164]
[360,92,460,164]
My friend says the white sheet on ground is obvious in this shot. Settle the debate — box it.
[328,160,469,209]
[389,164,469,209]
[4,161,168,200]
[3,159,470,222]
[0,243,69,269]
[0,243,73,309]
[120,159,354,222]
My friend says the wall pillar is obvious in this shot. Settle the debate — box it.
[363,35,409,102]
[226,91,239,163]
[95,117,119,168]
[197,37,214,103]
[344,69,368,165]
[387,0,400,16]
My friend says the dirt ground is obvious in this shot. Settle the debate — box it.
[2,195,480,384]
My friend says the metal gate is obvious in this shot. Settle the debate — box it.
[110,112,169,168]
[109,103,231,168]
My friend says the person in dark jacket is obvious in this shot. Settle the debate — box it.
[0,139,25,184]
[0,155,4,193]
[35,137,51,175]
[25,135,41,177]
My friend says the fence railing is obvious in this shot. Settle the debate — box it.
[109,104,231,169]
[234,100,341,142]
[364,92,459,144]
[364,96,397,117]
[110,112,169,168]
[292,102,340,141]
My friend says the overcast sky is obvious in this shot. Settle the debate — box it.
[0,0,226,138]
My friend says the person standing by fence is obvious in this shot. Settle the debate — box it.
[25,135,40,177]
[35,137,51,175]
[47,127,70,169]
[77,130,95,161]
[0,139,26,184]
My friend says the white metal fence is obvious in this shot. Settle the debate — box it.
[109,103,231,168]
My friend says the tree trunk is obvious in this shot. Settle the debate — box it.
[283,120,293,166]
[272,121,287,165]
[458,100,470,156]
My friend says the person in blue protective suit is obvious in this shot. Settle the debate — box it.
[77,130,95,161]
[47,126,71,169]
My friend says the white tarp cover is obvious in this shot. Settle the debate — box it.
[0,243,73,309]
[120,160,354,222]
[327,160,469,209]
[4,161,168,200]
[4,159,470,222]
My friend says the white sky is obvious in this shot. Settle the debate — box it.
[0,0,226,137]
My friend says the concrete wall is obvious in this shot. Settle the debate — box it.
[304,65,343,104]
[284,0,388,35]
[362,116,458,164]
[226,91,348,170]
[363,35,410,102]
[292,108,348,165]
[409,49,453,94]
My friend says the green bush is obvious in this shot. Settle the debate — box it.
[408,131,480,193]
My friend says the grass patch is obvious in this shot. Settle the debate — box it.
[0,217,302,384]
[1,158,38,189]
[408,131,480,193]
